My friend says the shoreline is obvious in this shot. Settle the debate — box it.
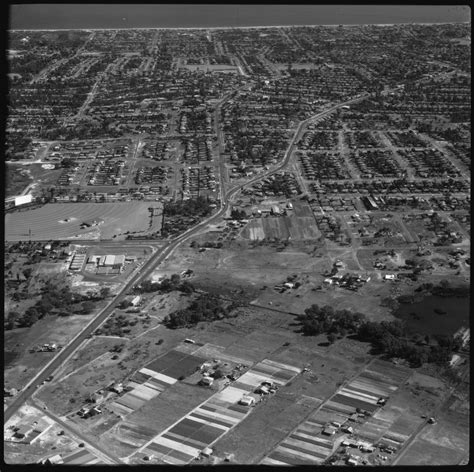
[9,21,471,32]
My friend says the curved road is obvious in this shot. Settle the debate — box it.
[4,92,369,424]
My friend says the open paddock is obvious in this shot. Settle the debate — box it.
[4,313,96,391]
[388,412,424,437]
[396,437,466,465]
[5,164,34,197]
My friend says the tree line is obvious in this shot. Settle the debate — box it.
[131,273,194,299]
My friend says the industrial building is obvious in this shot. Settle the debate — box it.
[87,254,126,274]
[69,253,86,271]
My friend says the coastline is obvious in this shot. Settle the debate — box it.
[9,21,471,32]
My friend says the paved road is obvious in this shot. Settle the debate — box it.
[3,92,370,424]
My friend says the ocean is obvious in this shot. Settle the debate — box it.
[9,4,471,30]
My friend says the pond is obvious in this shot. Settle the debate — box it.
[394,295,470,336]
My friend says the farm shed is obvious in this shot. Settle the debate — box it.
[200,376,214,386]
[239,396,256,406]
[201,447,213,457]
[44,454,64,465]
[322,426,337,436]
[347,457,358,466]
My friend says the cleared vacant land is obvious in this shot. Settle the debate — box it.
[5,202,162,241]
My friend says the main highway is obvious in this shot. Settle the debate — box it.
[4,91,370,424]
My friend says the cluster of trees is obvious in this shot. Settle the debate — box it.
[6,282,110,330]
[298,303,464,367]
[296,304,366,339]
[164,294,234,329]
[358,320,463,367]
[200,241,224,249]
[6,240,67,254]
[161,196,214,237]
[230,208,247,220]
[412,280,469,298]
[95,312,140,337]
[163,196,213,218]
[61,157,78,168]
[133,274,194,296]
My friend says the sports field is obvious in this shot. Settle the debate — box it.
[5,202,162,241]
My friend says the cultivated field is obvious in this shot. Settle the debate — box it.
[260,359,414,466]
[5,202,162,241]
[241,215,321,241]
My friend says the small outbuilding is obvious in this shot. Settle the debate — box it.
[322,426,337,436]
[201,447,213,457]
[239,396,256,406]
[200,376,214,386]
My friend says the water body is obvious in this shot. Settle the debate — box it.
[9,5,470,30]
[394,295,470,336]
